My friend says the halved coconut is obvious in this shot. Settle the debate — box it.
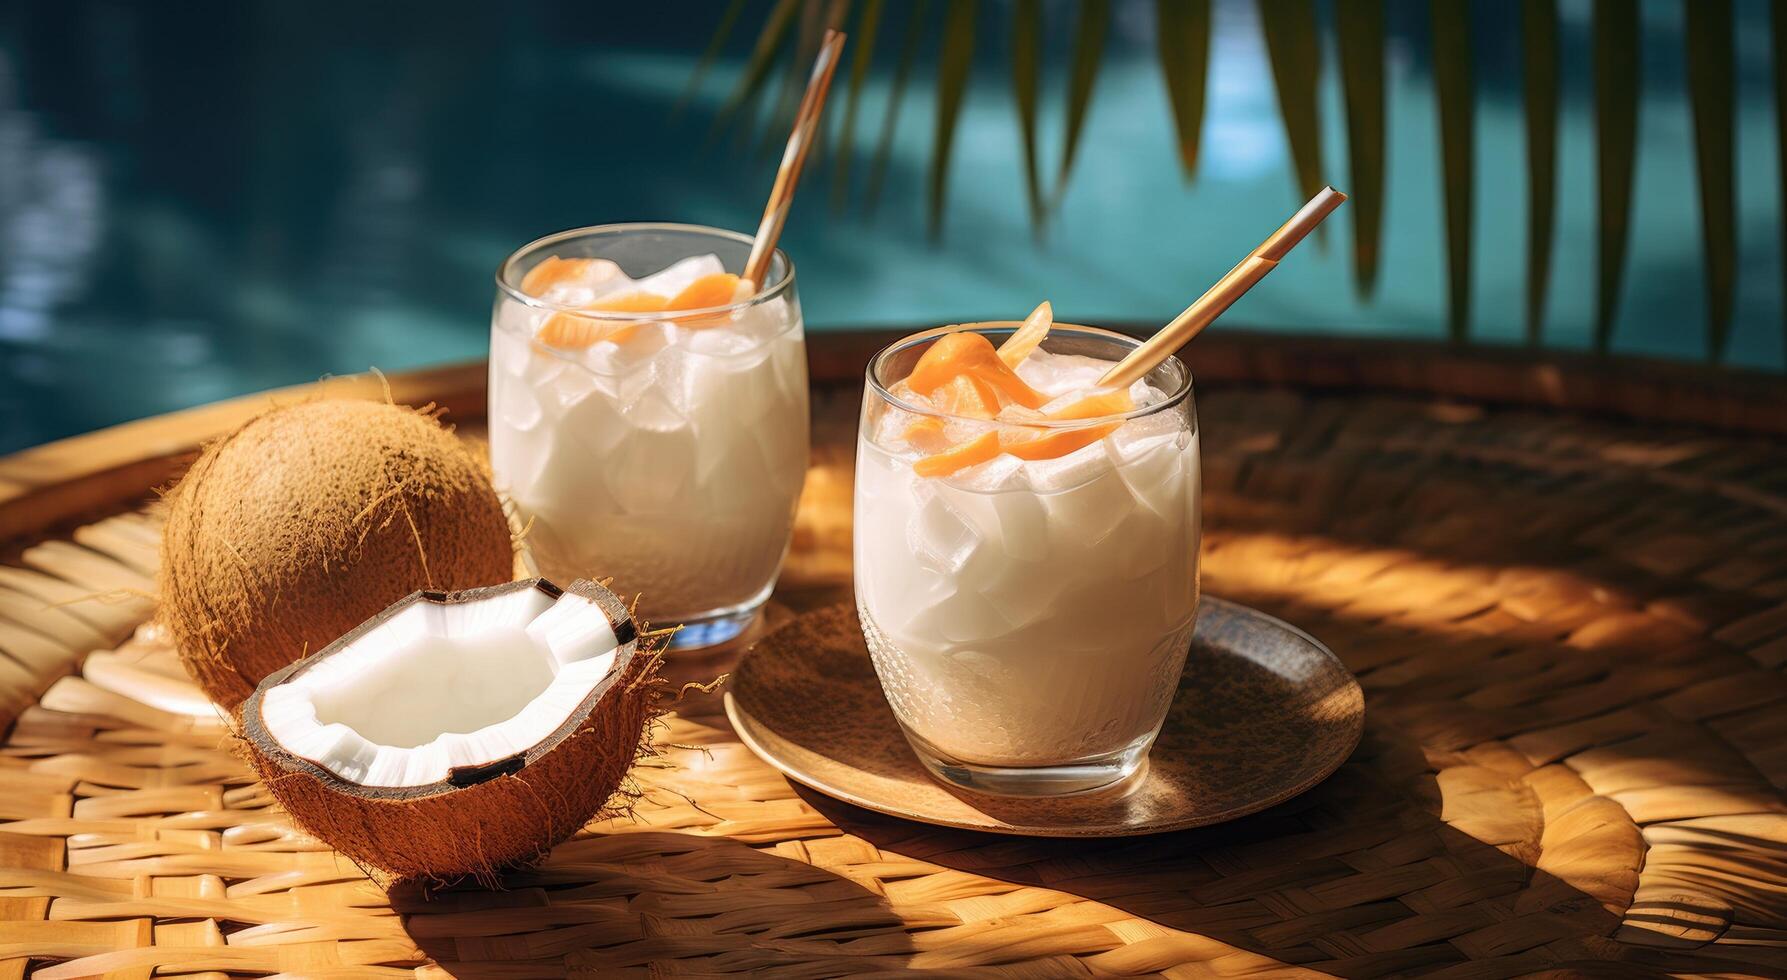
[240,578,659,882]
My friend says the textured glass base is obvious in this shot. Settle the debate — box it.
[898,724,1154,798]
[663,601,764,651]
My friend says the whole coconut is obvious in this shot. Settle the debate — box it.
[159,399,515,708]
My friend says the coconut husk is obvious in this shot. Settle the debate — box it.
[238,580,666,886]
[158,399,515,708]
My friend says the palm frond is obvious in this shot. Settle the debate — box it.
[1154,0,1211,179]
[1058,0,1111,200]
[1259,0,1325,214]
[1685,0,1737,362]
[677,0,747,119]
[1592,0,1640,353]
[713,0,802,136]
[1777,0,1787,357]
[1336,0,1385,296]
[812,0,853,172]
[929,0,976,237]
[865,0,928,216]
[1431,0,1474,343]
[1012,0,1046,226]
[1521,0,1559,345]
[830,0,885,212]
[762,0,832,158]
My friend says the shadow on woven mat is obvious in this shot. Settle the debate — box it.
[791,715,1651,978]
[387,831,920,974]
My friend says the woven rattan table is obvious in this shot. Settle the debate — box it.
[1,332,1784,978]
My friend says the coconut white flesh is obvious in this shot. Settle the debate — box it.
[259,588,621,787]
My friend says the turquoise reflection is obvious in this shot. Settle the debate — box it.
[0,0,1780,453]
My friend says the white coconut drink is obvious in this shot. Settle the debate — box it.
[241,578,660,882]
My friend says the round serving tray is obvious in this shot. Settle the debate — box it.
[725,597,1364,837]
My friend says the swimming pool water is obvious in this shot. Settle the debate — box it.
[0,0,1780,453]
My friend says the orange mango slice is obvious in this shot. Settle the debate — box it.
[911,388,1135,475]
[521,256,616,296]
[669,272,742,310]
[537,312,648,348]
[1002,389,1135,461]
[536,313,606,348]
[668,272,743,328]
[901,416,954,453]
[588,292,671,314]
[933,374,1002,419]
[535,292,672,348]
[913,431,1001,478]
[996,301,1053,367]
[1001,424,1121,461]
[1044,389,1134,421]
[907,332,1047,409]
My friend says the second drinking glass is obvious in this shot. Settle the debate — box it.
[855,322,1201,796]
[489,223,808,648]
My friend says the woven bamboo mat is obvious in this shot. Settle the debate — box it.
[3,384,1787,977]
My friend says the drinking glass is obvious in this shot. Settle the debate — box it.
[854,323,1200,796]
[490,223,808,648]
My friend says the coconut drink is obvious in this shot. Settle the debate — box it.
[489,227,808,649]
[855,312,1201,797]
[488,33,845,650]
[851,190,1344,797]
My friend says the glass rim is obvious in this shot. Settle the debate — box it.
[493,221,796,320]
[866,322,1195,429]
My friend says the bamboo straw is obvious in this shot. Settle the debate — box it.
[741,29,847,290]
[1098,186,1347,388]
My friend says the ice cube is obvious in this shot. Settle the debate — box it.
[491,318,537,377]
[633,254,726,299]
[686,326,756,359]
[976,556,1063,631]
[945,453,1024,494]
[521,346,570,389]
[567,395,628,461]
[984,489,1049,562]
[1015,351,1111,398]
[1127,377,1165,407]
[538,258,629,307]
[489,420,557,495]
[606,425,696,514]
[623,386,687,433]
[1106,503,1173,580]
[908,486,985,576]
[1026,439,1114,494]
[493,379,543,433]
[734,296,797,343]
[1038,460,1137,550]
[1110,426,1192,519]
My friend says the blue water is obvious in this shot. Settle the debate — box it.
[0,0,1781,453]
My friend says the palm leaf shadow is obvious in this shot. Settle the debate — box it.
[1012,0,1046,227]
[1336,0,1386,296]
[1431,0,1475,344]
[1057,0,1111,208]
[1259,0,1327,241]
[1155,0,1212,180]
[929,0,976,238]
[1685,0,1737,362]
[864,0,929,216]
[831,0,885,212]
[712,0,803,140]
[1593,0,1640,353]
[1522,0,1559,345]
